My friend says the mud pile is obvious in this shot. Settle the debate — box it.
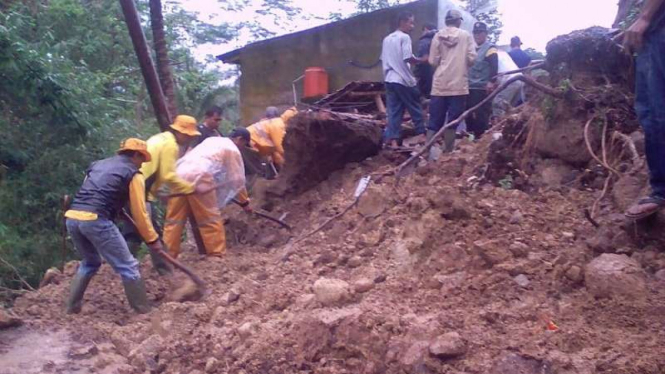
[273,110,382,196]
[3,27,665,374]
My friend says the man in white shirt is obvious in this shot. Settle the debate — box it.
[381,11,427,148]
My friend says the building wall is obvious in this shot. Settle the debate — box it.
[235,0,440,124]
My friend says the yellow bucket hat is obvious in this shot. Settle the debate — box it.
[117,138,151,162]
[170,115,201,136]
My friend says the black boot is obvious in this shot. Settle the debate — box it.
[65,273,94,314]
[122,278,151,314]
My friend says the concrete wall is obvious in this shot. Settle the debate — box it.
[234,0,440,124]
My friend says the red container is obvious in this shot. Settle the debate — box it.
[303,67,329,98]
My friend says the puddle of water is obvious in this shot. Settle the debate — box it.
[0,328,71,374]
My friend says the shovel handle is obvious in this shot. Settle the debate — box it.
[231,198,292,230]
[120,210,206,289]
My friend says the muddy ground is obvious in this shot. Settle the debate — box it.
[3,129,665,373]
[3,28,665,374]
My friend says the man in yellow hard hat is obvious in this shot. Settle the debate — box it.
[246,107,297,170]
[124,115,201,274]
[65,138,164,314]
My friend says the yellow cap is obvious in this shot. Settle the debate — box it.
[117,138,151,162]
[170,115,200,136]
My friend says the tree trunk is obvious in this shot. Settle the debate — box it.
[118,0,171,131]
[149,0,178,119]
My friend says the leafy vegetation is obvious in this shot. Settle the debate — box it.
[0,0,237,297]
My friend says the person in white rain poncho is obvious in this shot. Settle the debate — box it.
[163,137,251,258]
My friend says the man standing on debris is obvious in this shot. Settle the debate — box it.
[65,138,162,314]
[247,106,297,170]
[427,9,476,152]
[415,22,438,99]
[163,136,251,259]
[191,106,224,148]
[380,11,427,148]
[124,115,201,274]
[508,36,532,69]
[466,22,499,140]
[624,0,665,219]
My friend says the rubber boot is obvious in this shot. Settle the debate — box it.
[122,278,152,314]
[150,250,173,276]
[443,128,456,153]
[426,129,436,141]
[65,273,94,314]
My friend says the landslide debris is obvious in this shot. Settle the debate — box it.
[3,27,665,374]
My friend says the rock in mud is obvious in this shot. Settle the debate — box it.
[586,226,631,254]
[491,353,553,374]
[513,274,530,288]
[509,211,524,225]
[347,255,363,268]
[565,265,584,283]
[205,357,219,373]
[39,267,63,288]
[128,334,163,370]
[428,332,467,359]
[237,322,258,340]
[353,278,374,293]
[313,278,352,306]
[0,308,23,329]
[655,269,665,282]
[585,254,647,300]
[474,240,512,267]
[428,189,472,220]
[508,242,529,258]
[400,341,430,367]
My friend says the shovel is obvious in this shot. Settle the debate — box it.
[120,210,209,299]
[231,198,292,230]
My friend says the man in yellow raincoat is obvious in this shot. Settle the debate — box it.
[124,115,201,274]
[246,107,297,170]
[163,136,251,259]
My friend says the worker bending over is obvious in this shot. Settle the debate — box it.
[163,134,251,259]
[246,106,297,170]
[65,139,163,314]
[124,115,201,274]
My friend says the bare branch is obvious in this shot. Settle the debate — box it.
[0,255,35,291]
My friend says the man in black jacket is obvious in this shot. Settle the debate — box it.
[192,106,224,148]
[65,138,164,314]
[415,22,438,98]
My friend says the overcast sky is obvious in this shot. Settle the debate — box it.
[180,0,619,64]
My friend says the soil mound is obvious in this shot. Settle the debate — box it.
[3,27,665,374]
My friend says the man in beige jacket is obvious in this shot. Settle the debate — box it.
[427,9,477,152]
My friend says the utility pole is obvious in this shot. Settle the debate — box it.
[118,0,172,130]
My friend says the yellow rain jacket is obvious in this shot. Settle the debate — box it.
[247,108,297,168]
[141,131,195,201]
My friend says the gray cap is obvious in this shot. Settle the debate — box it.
[445,9,463,21]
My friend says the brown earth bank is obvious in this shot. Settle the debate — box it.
[3,27,665,374]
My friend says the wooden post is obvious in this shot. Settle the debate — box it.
[149,0,178,119]
[119,0,172,130]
